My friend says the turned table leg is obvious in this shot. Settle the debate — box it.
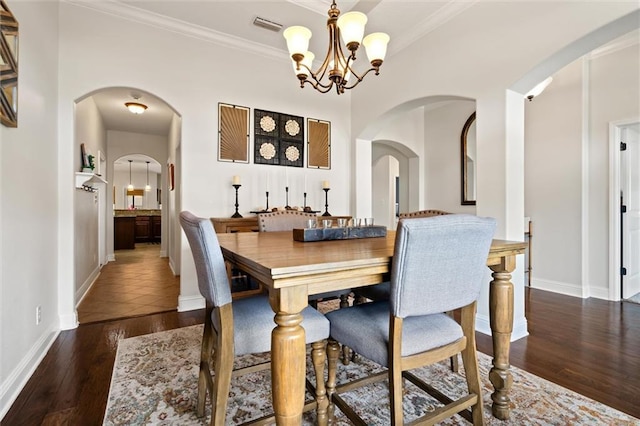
[488,256,516,420]
[270,289,307,425]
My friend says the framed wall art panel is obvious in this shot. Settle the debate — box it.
[0,1,19,128]
[307,118,331,169]
[218,103,249,163]
[280,140,304,168]
[254,136,280,166]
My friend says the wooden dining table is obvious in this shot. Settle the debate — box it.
[216,230,527,425]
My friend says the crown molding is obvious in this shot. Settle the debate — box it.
[388,0,478,57]
[64,0,289,62]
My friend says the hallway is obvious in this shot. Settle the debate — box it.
[77,244,179,324]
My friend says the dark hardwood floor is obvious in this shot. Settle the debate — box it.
[3,288,640,425]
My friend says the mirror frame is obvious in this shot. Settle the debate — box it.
[460,112,476,206]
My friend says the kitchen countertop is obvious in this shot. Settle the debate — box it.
[114,209,161,217]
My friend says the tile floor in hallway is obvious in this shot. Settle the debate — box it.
[77,243,180,324]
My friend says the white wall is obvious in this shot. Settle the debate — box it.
[372,155,398,229]
[56,3,352,316]
[588,44,640,298]
[74,96,107,304]
[0,2,60,419]
[349,3,637,340]
[525,44,640,300]
[424,101,477,214]
[525,60,583,295]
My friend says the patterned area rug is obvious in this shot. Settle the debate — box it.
[103,325,639,425]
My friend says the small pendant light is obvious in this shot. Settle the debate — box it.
[145,161,151,192]
[127,160,134,191]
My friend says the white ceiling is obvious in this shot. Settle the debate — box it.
[80,1,638,139]
[81,0,468,135]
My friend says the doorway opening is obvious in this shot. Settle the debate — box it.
[609,120,640,302]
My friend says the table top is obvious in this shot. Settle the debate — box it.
[217,231,527,293]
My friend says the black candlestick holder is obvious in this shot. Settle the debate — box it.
[231,184,242,218]
[285,186,291,209]
[265,191,269,211]
[322,188,331,216]
[303,192,307,208]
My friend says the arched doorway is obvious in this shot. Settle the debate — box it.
[73,87,180,323]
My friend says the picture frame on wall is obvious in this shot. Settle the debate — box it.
[218,103,250,163]
[307,118,331,169]
[254,109,304,168]
[0,1,18,128]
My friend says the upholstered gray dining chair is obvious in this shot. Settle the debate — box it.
[353,209,451,303]
[179,211,331,425]
[257,210,317,232]
[325,214,496,425]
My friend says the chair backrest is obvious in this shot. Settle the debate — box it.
[179,211,232,308]
[399,209,450,219]
[258,210,318,232]
[390,214,496,318]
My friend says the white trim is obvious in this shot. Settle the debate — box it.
[531,278,585,298]
[178,294,205,312]
[0,326,60,421]
[589,29,640,60]
[64,0,287,62]
[581,57,591,299]
[59,311,79,330]
[608,118,640,302]
[75,266,100,306]
[389,1,478,57]
[476,314,528,342]
[107,254,116,262]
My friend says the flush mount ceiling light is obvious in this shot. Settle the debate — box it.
[525,77,553,101]
[283,0,390,95]
[125,94,148,114]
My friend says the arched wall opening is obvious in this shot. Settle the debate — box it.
[70,86,181,326]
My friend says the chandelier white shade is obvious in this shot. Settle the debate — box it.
[283,1,389,94]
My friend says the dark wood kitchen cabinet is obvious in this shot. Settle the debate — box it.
[135,216,151,243]
[114,216,136,250]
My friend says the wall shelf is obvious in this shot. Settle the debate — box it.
[75,172,107,190]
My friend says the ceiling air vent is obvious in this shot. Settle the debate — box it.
[253,16,283,32]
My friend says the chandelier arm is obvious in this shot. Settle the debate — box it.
[342,66,380,90]
[303,79,335,94]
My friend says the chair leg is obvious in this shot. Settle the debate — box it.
[460,303,484,426]
[326,339,341,424]
[450,353,459,373]
[311,340,329,426]
[197,321,214,417]
[209,305,235,426]
[389,317,404,426]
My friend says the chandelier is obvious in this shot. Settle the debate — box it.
[283,1,389,95]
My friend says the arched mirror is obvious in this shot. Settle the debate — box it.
[461,112,476,205]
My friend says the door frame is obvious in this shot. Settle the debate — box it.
[608,118,640,301]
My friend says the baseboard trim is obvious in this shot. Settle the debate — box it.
[178,294,205,312]
[0,325,59,421]
[75,267,100,307]
[531,278,586,298]
[476,313,529,342]
[107,254,116,262]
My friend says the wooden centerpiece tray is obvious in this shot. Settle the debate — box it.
[293,225,387,242]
